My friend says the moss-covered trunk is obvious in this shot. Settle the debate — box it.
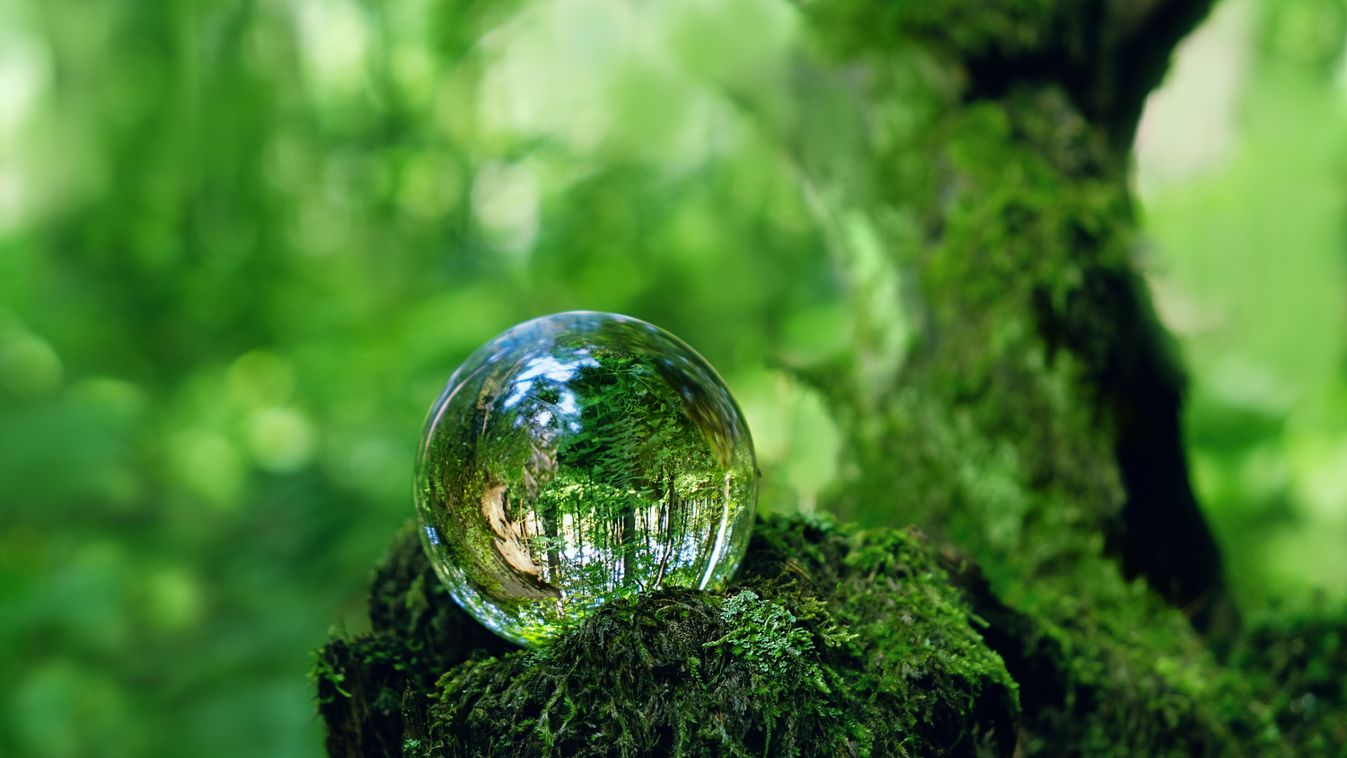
[315,1,1347,755]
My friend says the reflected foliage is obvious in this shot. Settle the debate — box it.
[416,313,757,646]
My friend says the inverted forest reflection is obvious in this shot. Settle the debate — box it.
[415,312,757,646]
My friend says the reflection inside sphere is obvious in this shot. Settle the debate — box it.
[414,311,758,646]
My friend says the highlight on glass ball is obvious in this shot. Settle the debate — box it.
[414,311,758,647]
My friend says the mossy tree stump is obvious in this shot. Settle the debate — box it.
[319,516,1020,756]
[317,0,1347,754]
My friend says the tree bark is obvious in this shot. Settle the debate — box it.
[792,0,1230,629]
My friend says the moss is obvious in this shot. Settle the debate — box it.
[831,91,1131,561]
[411,514,1018,756]
[1224,602,1347,752]
[814,91,1277,753]
[313,526,512,757]
[801,0,1062,60]
[319,514,1018,757]
[320,514,1347,755]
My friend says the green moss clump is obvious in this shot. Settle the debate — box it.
[413,588,868,757]
[321,514,1019,757]
[314,527,513,757]
[1224,603,1347,752]
[410,514,1019,756]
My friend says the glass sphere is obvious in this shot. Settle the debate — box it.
[415,312,758,647]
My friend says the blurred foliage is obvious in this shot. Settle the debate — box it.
[0,0,1344,754]
[1138,0,1347,607]
[0,1,842,755]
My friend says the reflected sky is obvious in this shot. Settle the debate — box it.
[502,351,597,411]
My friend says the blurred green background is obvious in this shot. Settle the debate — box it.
[0,0,1343,754]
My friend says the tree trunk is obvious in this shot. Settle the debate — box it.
[315,1,1347,754]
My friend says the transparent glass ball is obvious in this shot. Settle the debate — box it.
[414,312,758,647]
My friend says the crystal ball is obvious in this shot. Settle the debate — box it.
[414,311,758,647]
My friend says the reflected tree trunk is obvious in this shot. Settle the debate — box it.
[543,496,562,582]
[620,505,636,587]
